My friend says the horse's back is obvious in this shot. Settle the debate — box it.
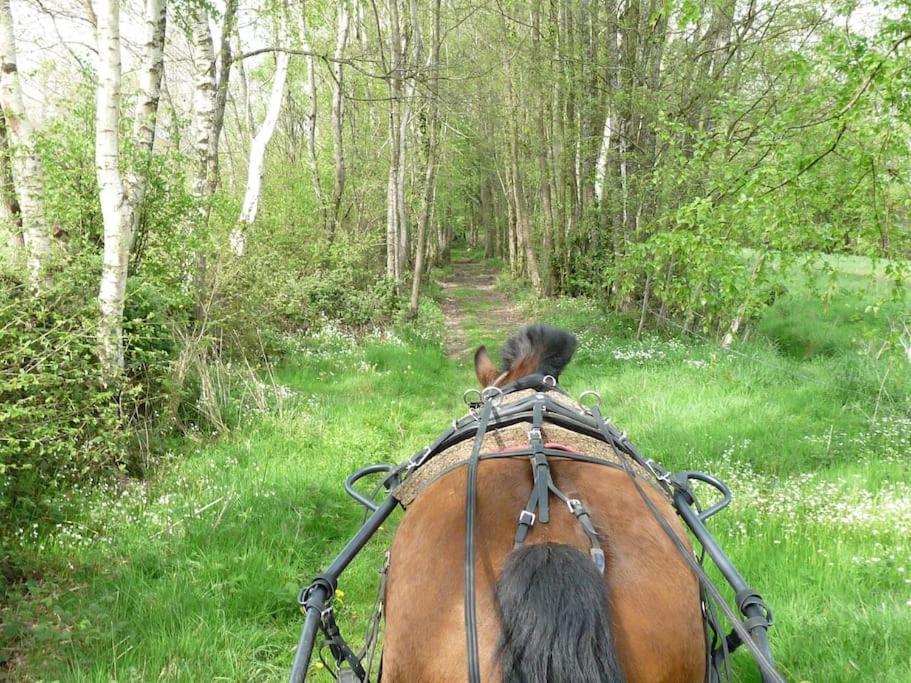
[382,459,706,682]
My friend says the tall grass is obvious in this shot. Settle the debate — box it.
[2,255,909,681]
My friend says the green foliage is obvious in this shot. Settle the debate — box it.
[0,279,126,541]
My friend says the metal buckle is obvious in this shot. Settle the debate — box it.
[645,459,672,485]
[518,510,536,526]
[566,498,582,514]
[528,427,542,441]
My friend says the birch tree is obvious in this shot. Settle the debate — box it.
[95,0,130,377]
[408,0,440,317]
[234,22,291,254]
[189,8,216,203]
[0,114,22,257]
[328,0,350,241]
[0,0,51,288]
[124,0,167,241]
[298,0,324,226]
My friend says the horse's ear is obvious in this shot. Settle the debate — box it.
[474,346,499,387]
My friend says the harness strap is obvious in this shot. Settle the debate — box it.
[530,402,549,523]
[321,608,368,681]
[464,400,494,683]
[512,396,605,574]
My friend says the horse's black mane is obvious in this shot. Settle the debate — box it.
[501,324,578,379]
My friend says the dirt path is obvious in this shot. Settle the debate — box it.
[437,258,524,358]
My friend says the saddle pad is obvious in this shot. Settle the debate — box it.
[392,390,658,506]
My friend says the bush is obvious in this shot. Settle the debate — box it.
[0,279,127,533]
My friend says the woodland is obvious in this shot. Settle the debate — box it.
[1,0,910,679]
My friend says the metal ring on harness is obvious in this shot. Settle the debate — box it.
[463,388,482,406]
[481,385,504,405]
[542,374,557,387]
[578,390,602,409]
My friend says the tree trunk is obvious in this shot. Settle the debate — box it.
[532,5,554,293]
[124,0,167,246]
[95,0,130,378]
[0,0,51,288]
[207,0,238,195]
[298,0,324,226]
[234,47,291,253]
[408,0,441,318]
[189,9,216,202]
[0,113,22,258]
[721,252,765,348]
[328,0,351,241]
[384,0,408,285]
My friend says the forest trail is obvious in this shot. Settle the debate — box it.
[438,257,524,358]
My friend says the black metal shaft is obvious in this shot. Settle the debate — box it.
[288,494,399,683]
[674,490,776,680]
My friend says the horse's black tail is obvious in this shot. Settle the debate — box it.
[495,543,625,683]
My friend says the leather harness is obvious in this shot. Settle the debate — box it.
[302,373,782,683]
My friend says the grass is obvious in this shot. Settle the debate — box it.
[3,251,910,682]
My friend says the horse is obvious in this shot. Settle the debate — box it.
[380,324,707,682]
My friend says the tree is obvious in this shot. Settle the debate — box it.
[95,0,130,376]
[408,0,441,317]
[0,0,51,288]
[234,9,291,254]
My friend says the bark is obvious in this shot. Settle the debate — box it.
[532,5,554,293]
[208,0,238,195]
[385,0,404,283]
[0,113,22,256]
[298,0,324,226]
[95,0,130,377]
[408,0,440,318]
[502,19,541,293]
[0,0,51,287]
[189,9,216,202]
[234,48,291,252]
[328,0,351,241]
[124,0,167,246]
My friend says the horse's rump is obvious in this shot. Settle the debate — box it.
[382,457,706,682]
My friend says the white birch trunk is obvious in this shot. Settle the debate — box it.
[408,0,440,317]
[328,0,350,239]
[298,1,323,223]
[384,0,403,283]
[95,0,130,377]
[0,114,22,259]
[190,10,216,201]
[233,49,291,253]
[124,0,166,242]
[0,0,51,287]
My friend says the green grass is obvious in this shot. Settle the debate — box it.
[3,253,910,682]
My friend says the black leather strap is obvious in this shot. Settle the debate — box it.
[464,400,493,683]
[321,608,368,681]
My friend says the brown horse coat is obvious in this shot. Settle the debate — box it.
[383,459,706,682]
[382,326,706,682]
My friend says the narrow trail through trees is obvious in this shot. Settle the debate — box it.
[437,258,523,358]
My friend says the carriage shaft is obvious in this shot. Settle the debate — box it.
[289,495,399,683]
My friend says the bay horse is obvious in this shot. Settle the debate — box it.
[381,325,706,682]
